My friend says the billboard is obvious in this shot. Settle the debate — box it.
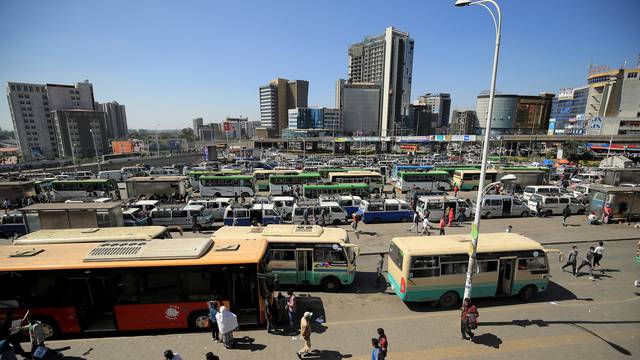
[547,118,556,135]
[112,141,133,154]
[587,117,603,135]
[557,88,574,101]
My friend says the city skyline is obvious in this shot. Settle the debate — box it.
[1,0,638,130]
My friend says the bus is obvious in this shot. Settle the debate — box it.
[318,168,348,180]
[433,165,481,176]
[187,170,241,190]
[303,183,369,199]
[395,171,451,193]
[102,152,143,164]
[391,165,433,181]
[12,226,176,245]
[50,179,116,201]
[328,171,384,193]
[356,199,414,223]
[199,175,254,197]
[252,169,300,192]
[0,237,269,338]
[212,224,358,292]
[268,172,321,195]
[451,169,498,191]
[496,166,550,188]
[386,233,550,308]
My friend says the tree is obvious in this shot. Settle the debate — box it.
[180,128,196,142]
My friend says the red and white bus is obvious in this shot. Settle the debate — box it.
[0,236,268,338]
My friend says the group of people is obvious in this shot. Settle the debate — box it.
[206,302,239,349]
[561,241,605,280]
[0,312,52,360]
[407,206,465,237]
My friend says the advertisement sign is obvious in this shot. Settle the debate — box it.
[547,118,556,135]
[435,135,446,142]
[334,137,348,143]
[167,139,182,151]
[112,140,133,154]
[587,117,603,135]
[398,136,429,143]
[557,88,574,101]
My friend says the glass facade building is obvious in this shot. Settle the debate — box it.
[548,86,588,135]
[476,93,554,135]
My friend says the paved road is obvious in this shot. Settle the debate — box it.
[18,226,638,360]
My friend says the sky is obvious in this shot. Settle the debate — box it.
[1,0,639,130]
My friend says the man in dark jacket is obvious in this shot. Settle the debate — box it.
[562,205,572,227]
[561,246,579,276]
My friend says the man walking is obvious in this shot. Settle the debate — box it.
[577,246,596,280]
[192,213,200,233]
[408,211,420,233]
[376,254,385,284]
[439,216,446,236]
[370,338,384,360]
[296,312,313,359]
[562,204,571,227]
[561,246,578,276]
[351,212,359,231]
[421,215,430,236]
[453,184,459,198]
[377,328,388,357]
[594,241,605,272]
[287,289,297,333]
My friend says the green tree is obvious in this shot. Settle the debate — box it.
[180,128,196,142]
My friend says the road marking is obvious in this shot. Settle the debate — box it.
[325,295,640,327]
[349,330,632,360]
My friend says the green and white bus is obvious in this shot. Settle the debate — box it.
[199,175,254,197]
[318,168,348,180]
[212,224,359,292]
[451,169,498,191]
[268,172,321,195]
[328,171,384,193]
[303,183,370,199]
[252,169,301,192]
[50,179,116,201]
[387,233,550,308]
[187,170,241,190]
[395,171,451,192]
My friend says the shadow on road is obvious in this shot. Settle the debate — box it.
[342,271,390,295]
[480,319,636,356]
[472,333,502,348]
[302,349,353,359]
[232,336,267,351]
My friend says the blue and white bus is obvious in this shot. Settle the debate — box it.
[319,195,363,217]
[391,165,433,181]
[223,203,282,226]
[356,199,414,223]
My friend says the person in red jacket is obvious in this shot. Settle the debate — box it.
[448,207,455,227]
[461,298,479,340]
[439,216,446,235]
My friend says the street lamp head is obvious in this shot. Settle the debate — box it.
[454,0,472,6]
[500,174,517,181]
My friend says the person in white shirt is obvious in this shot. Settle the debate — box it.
[593,241,605,272]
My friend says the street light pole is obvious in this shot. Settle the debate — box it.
[89,129,101,172]
[455,0,502,302]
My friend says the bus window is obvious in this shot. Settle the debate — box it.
[409,256,439,278]
[388,242,404,270]
[518,257,547,271]
[477,260,498,272]
[140,269,180,303]
[440,262,468,275]
[114,272,140,303]
[172,210,188,218]
[427,202,443,210]
[179,270,213,301]
[313,247,347,264]
[386,203,399,211]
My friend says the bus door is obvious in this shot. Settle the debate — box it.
[296,248,314,284]
[68,275,116,331]
[496,257,516,296]
[502,198,512,216]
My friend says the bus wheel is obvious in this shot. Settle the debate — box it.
[518,285,537,302]
[189,310,211,331]
[322,276,341,292]
[214,192,222,197]
[438,291,459,309]
[484,212,491,219]
[521,211,529,217]
[33,316,59,339]
[332,219,341,225]
[545,210,553,217]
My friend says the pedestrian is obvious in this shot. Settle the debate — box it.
[376,253,385,284]
[439,216,446,236]
[2,199,11,214]
[296,312,313,359]
[421,215,430,236]
[192,213,200,233]
[577,246,596,280]
[351,212,359,231]
[594,241,605,272]
[603,203,613,224]
[562,204,571,227]
[370,338,384,360]
[457,206,467,225]
[0,312,26,359]
[163,350,183,360]
[287,289,297,332]
[536,201,543,217]
[448,207,455,227]
[505,225,512,233]
[205,352,219,360]
[587,212,598,225]
[241,193,246,204]
[216,306,238,349]
[408,211,420,233]
[423,208,430,223]
[0,339,17,360]
[377,328,388,357]
[562,246,578,276]
[208,301,220,342]
[303,207,310,225]
[265,293,277,334]
[453,184,459,198]
[320,208,327,227]
[234,192,238,203]
[460,298,479,341]
[276,292,287,326]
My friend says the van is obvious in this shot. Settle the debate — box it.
[271,196,295,221]
[527,194,586,216]
[74,171,95,180]
[121,166,147,179]
[0,213,26,238]
[149,204,214,229]
[473,194,531,218]
[188,197,232,220]
[98,170,124,181]
[123,208,149,226]
[319,195,362,217]
[522,185,562,201]
[223,203,282,226]
[130,200,160,212]
[570,172,603,184]
[415,195,471,222]
[292,201,349,225]
[356,199,413,224]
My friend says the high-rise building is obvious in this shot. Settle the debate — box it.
[94,101,128,139]
[259,78,309,135]
[223,117,248,139]
[406,104,439,135]
[335,80,380,135]
[287,108,341,130]
[475,93,554,135]
[192,117,203,134]
[548,87,588,135]
[51,109,109,160]
[6,81,95,160]
[415,93,451,128]
[451,110,478,135]
[348,27,414,136]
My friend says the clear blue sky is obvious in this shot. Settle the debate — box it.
[1,0,638,130]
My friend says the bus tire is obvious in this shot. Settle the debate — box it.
[332,219,341,225]
[472,186,479,191]
[321,276,341,292]
[577,209,585,215]
[214,192,222,197]
[484,212,492,219]
[521,211,529,217]
[545,210,553,217]
[518,285,537,302]
[188,310,211,331]
[32,316,59,340]
[438,291,459,309]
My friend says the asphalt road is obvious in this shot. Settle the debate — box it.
[13,215,638,360]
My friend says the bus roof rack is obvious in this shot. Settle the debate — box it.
[84,238,212,262]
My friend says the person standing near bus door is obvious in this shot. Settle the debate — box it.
[439,217,446,236]
[287,289,298,333]
[562,204,571,227]
[265,293,278,334]
[208,301,220,342]
[376,254,385,284]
